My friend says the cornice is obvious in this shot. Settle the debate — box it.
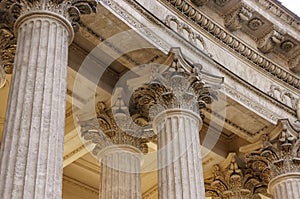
[98,0,297,123]
[256,0,300,33]
[160,0,300,90]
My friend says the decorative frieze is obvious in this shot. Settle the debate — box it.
[165,15,207,51]
[1,0,97,32]
[163,0,300,89]
[224,4,253,31]
[267,85,298,109]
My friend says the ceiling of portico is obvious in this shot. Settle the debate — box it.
[0,2,284,199]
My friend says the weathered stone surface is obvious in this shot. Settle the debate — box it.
[0,12,72,199]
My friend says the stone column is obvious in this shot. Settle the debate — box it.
[0,1,96,198]
[153,109,205,199]
[129,48,223,199]
[98,145,143,199]
[79,100,150,199]
[269,174,300,199]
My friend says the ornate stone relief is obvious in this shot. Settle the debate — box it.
[247,119,300,179]
[256,0,300,33]
[247,18,264,31]
[257,28,284,54]
[129,48,223,124]
[0,0,97,32]
[0,8,15,74]
[0,0,97,73]
[163,0,300,89]
[267,85,298,109]
[165,15,207,52]
[224,4,253,31]
[205,154,270,199]
[80,100,154,156]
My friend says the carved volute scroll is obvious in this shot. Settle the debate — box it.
[247,119,300,179]
[205,154,270,199]
[129,47,223,125]
[0,0,97,73]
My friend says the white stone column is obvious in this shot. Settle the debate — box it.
[269,174,300,199]
[153,109,206,199]
[0,11,73,199]
[98,145,143,199]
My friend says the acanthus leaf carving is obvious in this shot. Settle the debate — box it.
[129,48,223,125]
[205,154,270,199]
[0,7,16,74]
[79,97,155,156]
[246,119,300,180]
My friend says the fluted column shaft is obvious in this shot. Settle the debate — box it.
[0,11,73,199]
[98,145,143,199]
[269,174,300,199]
[153,109,205,199]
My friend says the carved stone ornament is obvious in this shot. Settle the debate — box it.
[164,0,300,89]
[224,4,253,31]
[247,119,300,179]
[248,18,264,31]
[79,99,154,156]
[0,7,15,74]
[257,28,284,54]
[0,0,97,73]
[0,0,97,32]
[129,48,223,125]
[191,0,208,6]
[205,154,270,199]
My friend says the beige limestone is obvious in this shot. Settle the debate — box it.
[0,11,73,199]
[98,145,143,199]
[269,174,300,199]
[153,109,206,199]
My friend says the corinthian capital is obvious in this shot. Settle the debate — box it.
[247,119,300,179]
[1,0,97,32]
[205,153,270,198]
[79,99,154,156]
[129,48,223,125]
